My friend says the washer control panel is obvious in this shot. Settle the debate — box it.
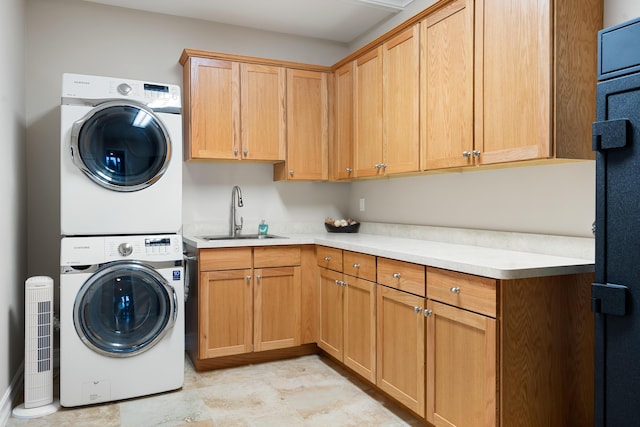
[105,234,182,262]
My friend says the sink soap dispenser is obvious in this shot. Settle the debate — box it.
[258,220,269,237]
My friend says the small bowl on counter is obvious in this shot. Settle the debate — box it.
[324,222,360,233]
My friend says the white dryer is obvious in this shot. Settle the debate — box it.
[60,234,184,407]
[60,73,182,236]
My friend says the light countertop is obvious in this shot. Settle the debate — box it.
[183,230,594,280]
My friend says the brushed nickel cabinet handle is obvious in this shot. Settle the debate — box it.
[450,287,461,294]
[393,273,401,279]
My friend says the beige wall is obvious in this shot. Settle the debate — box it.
[0,0,26,422]
[605,0,640,26]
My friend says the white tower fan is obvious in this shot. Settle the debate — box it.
[12,276,59,419]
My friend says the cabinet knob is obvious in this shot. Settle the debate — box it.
[256,275,262,283]
[346,167,353,173]
[323,256,331,262]
[392,273,401,279]
[243,149,249,156]
[462,151,472,158]
[353,263,360,269]
[289,170,294,176]
[413,306,423,314]
[450,287,461,294]
[423,309,433,317]
[472,150,481,158]
[233,148,239,156]
[374,164,381,169]
[246,275,252,282]
[380,163,387,169]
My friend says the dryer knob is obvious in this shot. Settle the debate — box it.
[117,83,132,96]
[118,242,133,257]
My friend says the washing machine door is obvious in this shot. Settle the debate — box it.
[70,100,172,192]
[74,261,178,357]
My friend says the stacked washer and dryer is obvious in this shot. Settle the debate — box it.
[59,73,185,407]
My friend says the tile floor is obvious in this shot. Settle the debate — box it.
[8,354,423,426]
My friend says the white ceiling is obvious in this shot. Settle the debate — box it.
[81,0,416,43]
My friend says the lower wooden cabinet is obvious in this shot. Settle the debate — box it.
[376,285,426,417]
[318,257,377,383]
[199,268,253,359]
[189,246,303,364]
[426,299,497,427]
[254,266,301,352]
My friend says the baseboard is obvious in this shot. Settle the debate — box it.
[0,361,24,427]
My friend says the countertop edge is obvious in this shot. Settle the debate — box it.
[183,232,594,280]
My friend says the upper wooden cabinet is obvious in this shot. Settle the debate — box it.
[274,69,329,181]
[353,26,420,178]
[181,54,286,162]
[240,64,286,161]
[331,62,355,180]
[420,0,475,169]
[474,0,602,165]
[382,26,420,175]
[354,47,383,178]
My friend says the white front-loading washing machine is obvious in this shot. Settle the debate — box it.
[60,73,182,236]
[60,234,184,407]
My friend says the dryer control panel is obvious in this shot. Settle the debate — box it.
[61,234,182,266]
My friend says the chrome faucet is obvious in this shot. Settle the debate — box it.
[230,185,244,237]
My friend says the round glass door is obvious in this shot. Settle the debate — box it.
[74,261,177,357]
[70,100,172,192]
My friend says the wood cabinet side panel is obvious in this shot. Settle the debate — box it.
[499,273,594,426]
[554,0,601,160]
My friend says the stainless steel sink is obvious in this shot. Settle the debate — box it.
[199,234,287,241]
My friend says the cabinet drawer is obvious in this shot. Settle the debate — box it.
[199,247,252,271]
[317,246,343,272]
[254,246,301,268]
[343,251,376,282]
[377,258,425,297]
[426,267,496,317]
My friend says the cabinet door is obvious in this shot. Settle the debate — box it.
[240,63,286,161]
[476,0,552,164]
[377,285,426,417]
[184,57,240,160]
[354,47,383,178]
[426,300,496,427]
[344,277,376,384]
[277,69,328,180]
[199,269,252,359]
[318,268,344,361]
[383,25,420,175]
[421,0,474,170]
[253,267,301,352]
[332,62,355,180]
